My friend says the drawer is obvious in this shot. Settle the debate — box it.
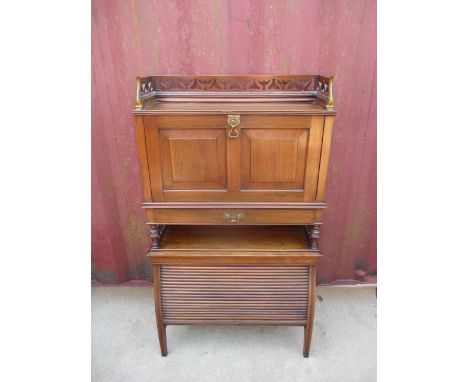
[148,208,322,225]
[160,265,310,325]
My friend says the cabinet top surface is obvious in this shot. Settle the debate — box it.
[154,225,312,251]
[135,101,333,115]
[134,75,336,115]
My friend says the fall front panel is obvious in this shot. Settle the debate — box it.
[144,115,325,202]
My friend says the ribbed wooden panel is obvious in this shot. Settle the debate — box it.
[161,265,309,325]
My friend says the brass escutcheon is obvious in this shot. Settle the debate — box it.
[227,114,240,138]
[223,212,245,223]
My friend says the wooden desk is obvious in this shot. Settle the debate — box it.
[133,75,336,357]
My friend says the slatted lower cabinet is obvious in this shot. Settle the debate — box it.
[148,226,321,357]
[161,265,309,324]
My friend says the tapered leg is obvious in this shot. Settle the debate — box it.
[153,265,168,356]
[303,266,316,357]
[156,323,168,357]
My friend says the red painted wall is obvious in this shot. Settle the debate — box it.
[91,0,376,284]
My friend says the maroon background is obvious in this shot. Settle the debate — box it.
[91,0,376,284]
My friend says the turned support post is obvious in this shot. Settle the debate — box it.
[305,224,321,251]
[150,224,167,251]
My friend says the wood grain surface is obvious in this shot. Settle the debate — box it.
[160,265,311,325]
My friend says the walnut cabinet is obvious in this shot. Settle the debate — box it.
[133,75,336,357]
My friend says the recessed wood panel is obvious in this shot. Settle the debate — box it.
[159,129,227,190]
[169,138,218,182]
[241,129,308,190]
[250,136,298,182]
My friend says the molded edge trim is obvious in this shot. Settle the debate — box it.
[141,202,327,209]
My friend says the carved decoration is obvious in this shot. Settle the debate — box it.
[316,80,329,95]
[140,80,154,96]
[150,224,167,251]
[152,76,316,92]
[316,75,335,110]
[136,77,157,109]
[139,77,156,98]
[305,224,321,251]
[135,75,336,110]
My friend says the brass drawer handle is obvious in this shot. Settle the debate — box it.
[227,114,240,138]
[223,212,245,223]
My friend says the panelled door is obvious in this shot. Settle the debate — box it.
[144,115,325,202]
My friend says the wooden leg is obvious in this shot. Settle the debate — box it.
[303,266,316,357]
[153,265,168,356]
[156,324,168,357]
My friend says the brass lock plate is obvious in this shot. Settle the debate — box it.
[227,114,240,128]
[223,212,245,223]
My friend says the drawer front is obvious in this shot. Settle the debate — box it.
[160,265,310,325]
[149,208,321,224]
